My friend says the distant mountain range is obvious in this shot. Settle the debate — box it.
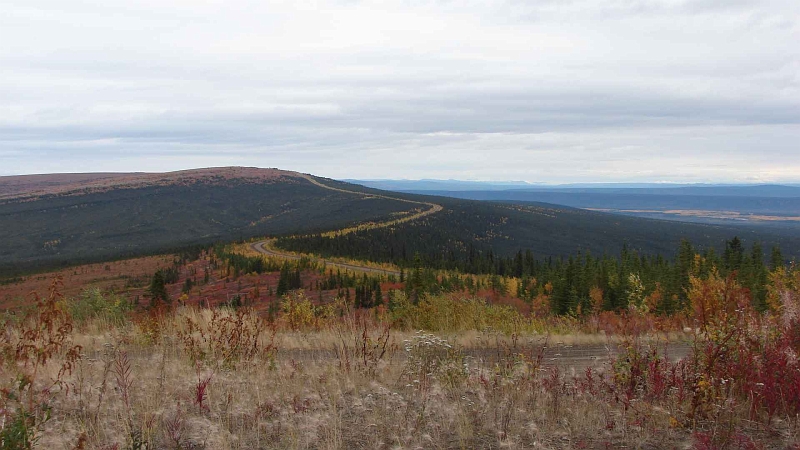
[342,179,536,191]
[346,179,800,229]
[348,179,800,197]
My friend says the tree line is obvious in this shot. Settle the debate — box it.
[278,232,787,315]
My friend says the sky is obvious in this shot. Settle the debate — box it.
[1,0,799,183]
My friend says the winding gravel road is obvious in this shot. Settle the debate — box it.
[249,176,441,276]
[249,239,400,276]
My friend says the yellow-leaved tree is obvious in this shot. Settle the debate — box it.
[766,265,800,325]
[687,268,749,332]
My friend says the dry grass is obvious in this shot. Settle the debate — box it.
[3,280,800,449]
[26,315,687,450]
[0,310,746,449]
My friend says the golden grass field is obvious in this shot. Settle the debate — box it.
[2,308,688,449]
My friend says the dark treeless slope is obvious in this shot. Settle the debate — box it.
[0,167,420,276]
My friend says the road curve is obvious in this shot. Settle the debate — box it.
[250,240,400,277]
[297,174,443,238]
[248,176,440,277]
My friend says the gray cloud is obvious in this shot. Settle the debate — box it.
[1,0,799,182]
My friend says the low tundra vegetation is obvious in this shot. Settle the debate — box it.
[1,267,800,449]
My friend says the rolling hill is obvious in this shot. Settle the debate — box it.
[0,167,420,275]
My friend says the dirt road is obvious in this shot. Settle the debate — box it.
[250,239,400,277]
[276,341,692,372]
[248,176,441,276]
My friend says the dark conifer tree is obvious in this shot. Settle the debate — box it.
[149,270,169,305]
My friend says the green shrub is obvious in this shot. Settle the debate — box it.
[390,292,526,333]
[68,287,133,326]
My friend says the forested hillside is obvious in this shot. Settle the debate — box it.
[0,168,417,276]
[276,196,800,265]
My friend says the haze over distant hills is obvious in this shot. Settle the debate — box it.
[350,179,800,196]
[343,179,536,191]
[349,179,800,229]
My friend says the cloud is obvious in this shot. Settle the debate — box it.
[1,0,798,182]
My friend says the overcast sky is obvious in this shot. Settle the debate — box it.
[2,0,799,183]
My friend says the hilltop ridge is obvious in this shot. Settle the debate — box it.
[0,167,306,201]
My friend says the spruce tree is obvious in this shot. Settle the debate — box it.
[771,246,784,270]
[374,281,383,306]
[276,267,289,297]
[149,270,169,305]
